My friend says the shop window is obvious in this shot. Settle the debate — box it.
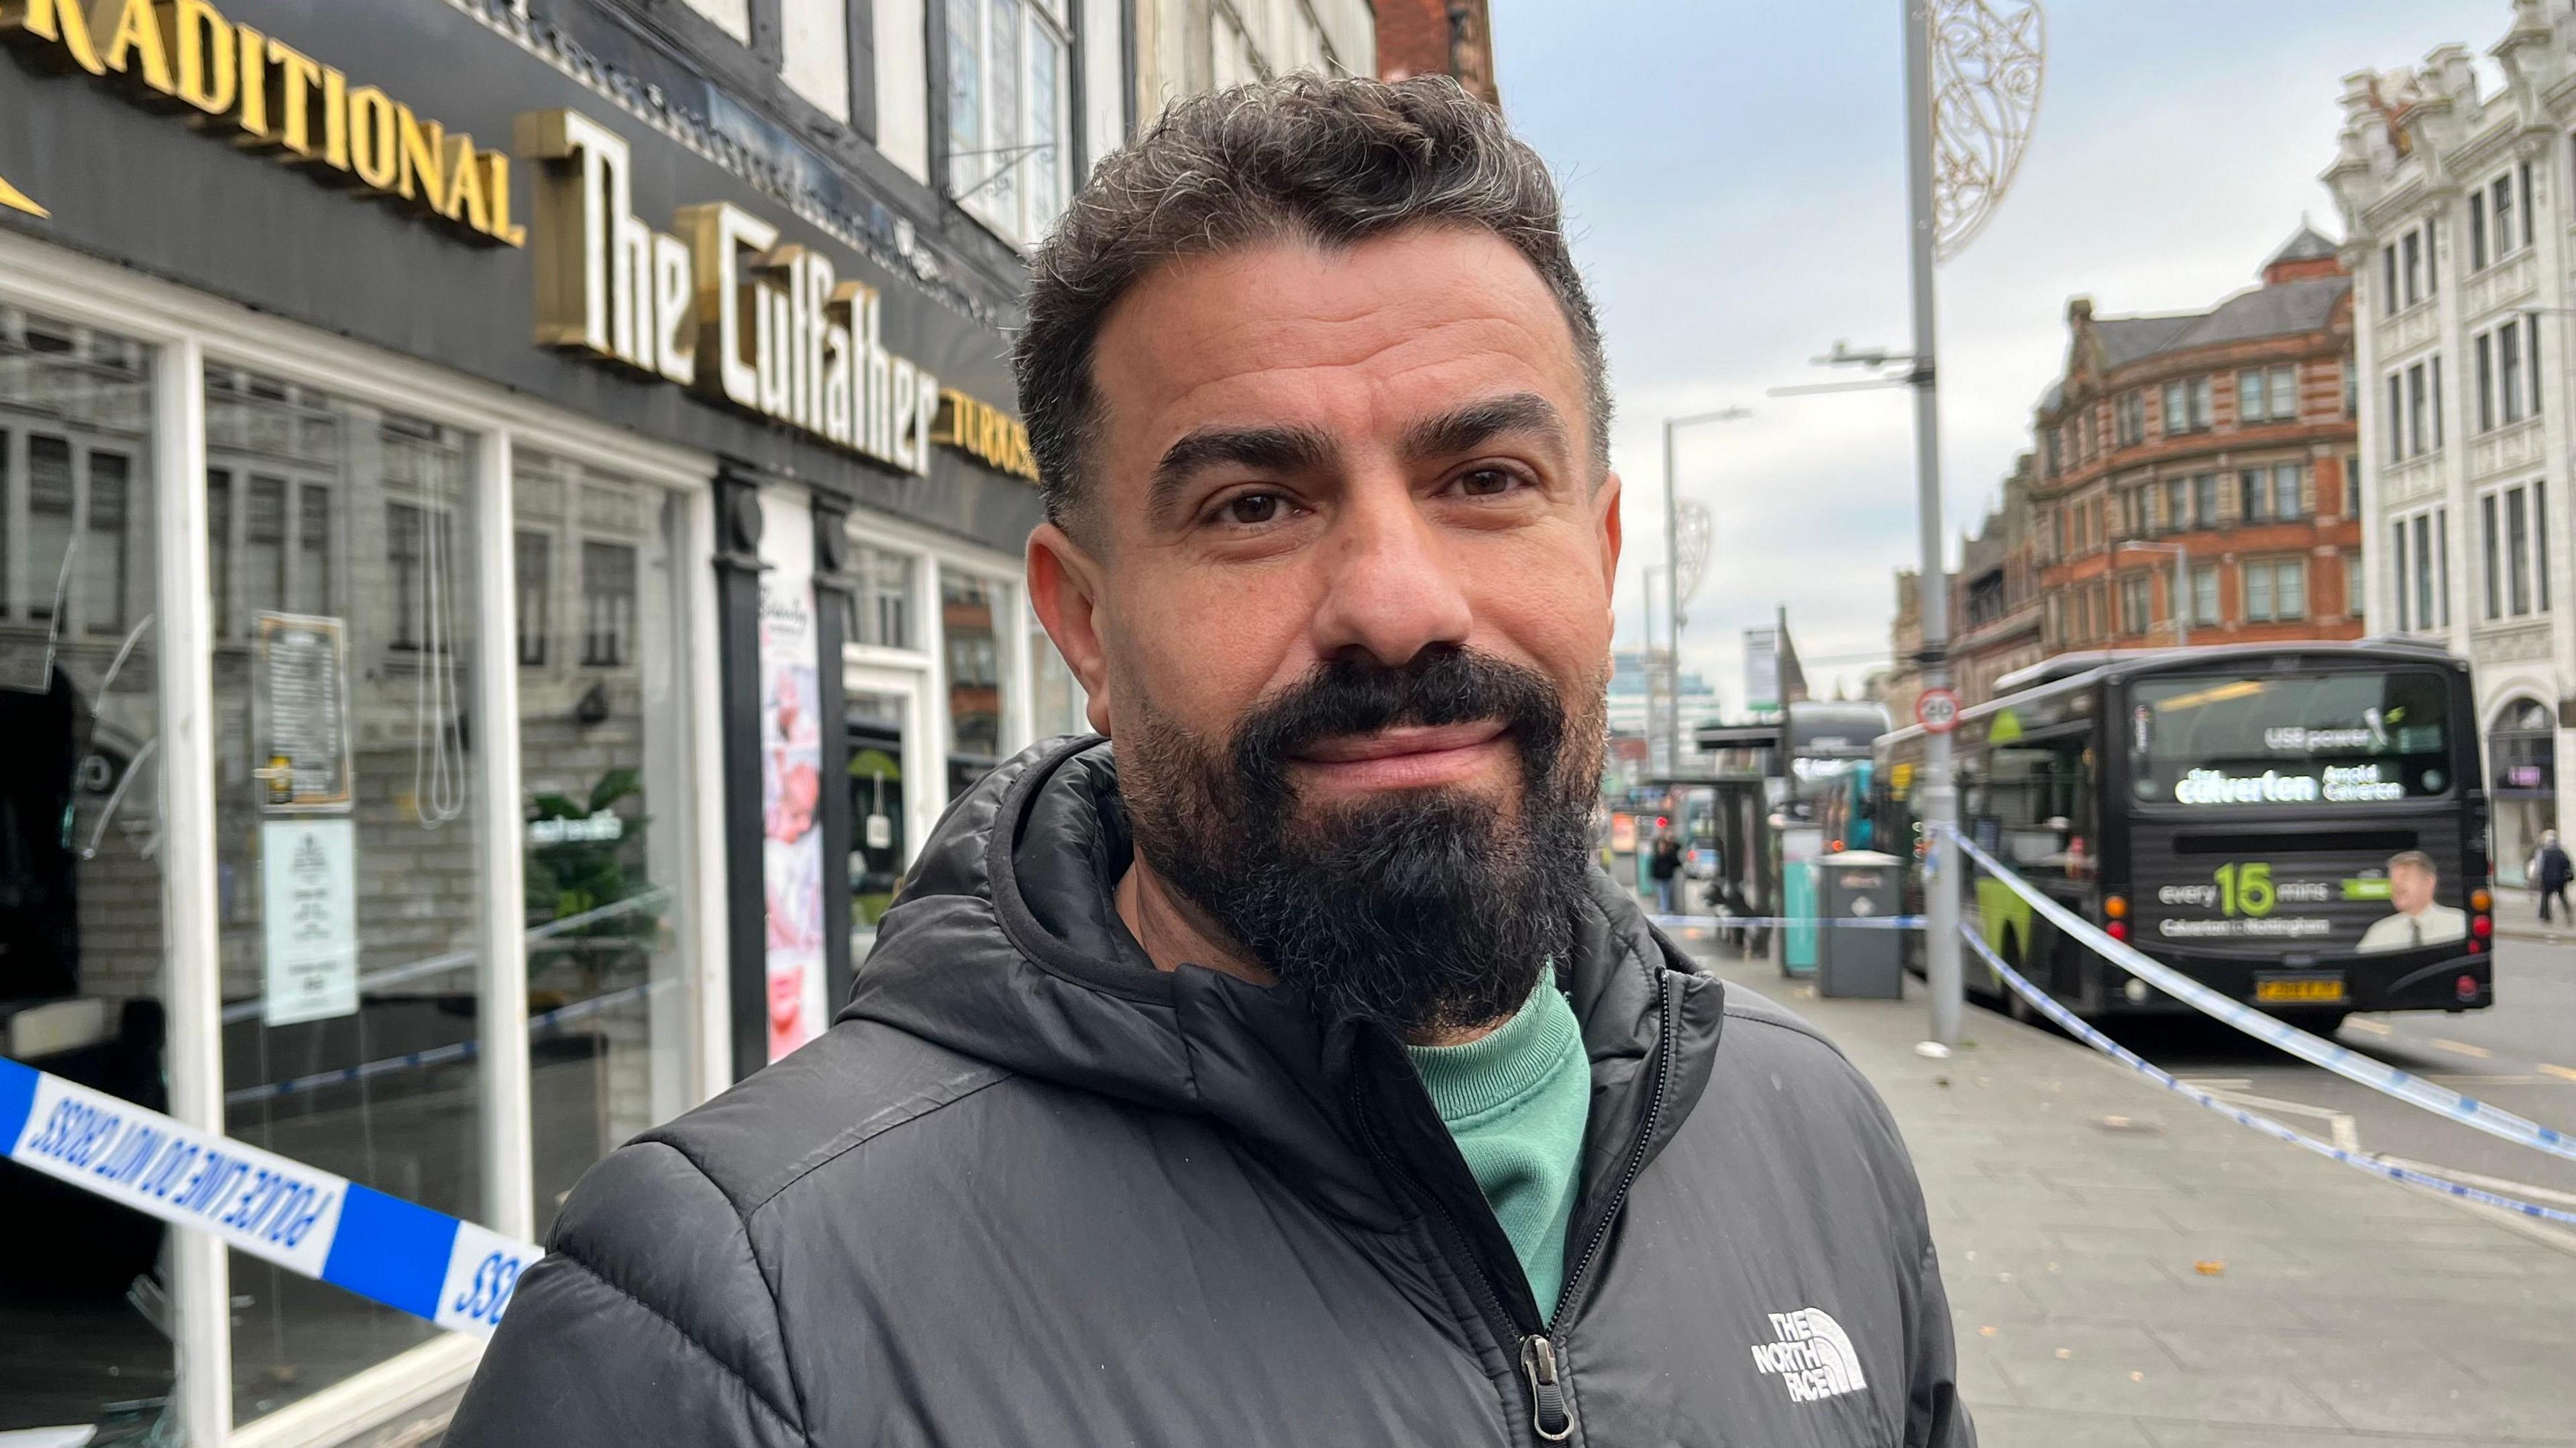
[945,0,1071,246]
[847,543,917,651]
[943,569,1012,798]
[514,451,692,1239]
[2491,698,2557,887]
[208,374,484,1426]
[0,307,168,1435]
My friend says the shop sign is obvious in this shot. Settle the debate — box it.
[0,0,525,245]
[525,108,991,481]
[933,388,1039,482]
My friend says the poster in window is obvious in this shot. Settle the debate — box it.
[759,528,827,1062]
[260,816,359,1025]
[255,611,354,812]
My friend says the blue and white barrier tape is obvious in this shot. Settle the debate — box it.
[1648,914,1928,932]
[1946,830,2576,1165]
[1956,923,2576,1227]
[0,1056,537,1337]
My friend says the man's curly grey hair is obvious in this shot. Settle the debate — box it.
[1012,72,1612,535]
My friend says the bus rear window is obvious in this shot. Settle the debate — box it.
[2127,671,2452,806]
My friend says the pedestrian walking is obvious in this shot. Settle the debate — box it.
[2534,830,2572,924]
[447,75,1970,1448]
[1649,828,1684,915]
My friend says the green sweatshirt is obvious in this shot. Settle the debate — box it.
[1403,977,1592,1312]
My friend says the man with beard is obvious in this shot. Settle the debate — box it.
[449,74,1972,1448]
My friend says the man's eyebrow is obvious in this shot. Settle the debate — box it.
[1148,423,1338,524]
[1401,392,1571,463]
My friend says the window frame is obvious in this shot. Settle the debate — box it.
[0,227,731,1441]
[945,0,1076,249]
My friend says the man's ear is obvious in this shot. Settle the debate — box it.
[1028,520,1115,735]
[1597,470,1624,612]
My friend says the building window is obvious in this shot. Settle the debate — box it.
[946,0,1073,247]
[384,500,457,653]
[2502,321,2526,425]
[2346,551,2366,618]
[2477,333,2496,432]
[2237,364,2298,424]
[2243,558,2306,623]
[2471,190,2489,270]
[2402,229,2422,307]
[2190,563,2220,627]
[2343,358,2357,420]
[2496,172,2518,260]
[2385,372,2404,463]
[847,543,918,651]
[2118,573,2151,636]
[2043,425,2063,478]
[2380,242,2399,314]
[2344,453,2362,520]
[2397,508,2449,630]
[2530,315,2546,419]
[581,540,637,667]
[2190,471,2217,529]
[2116,390,2145,447]
[515,528,550,667]
[2483,482,2548,619]
[2165,476,2188,533]
[2273,463,2302,520]
[2521,160,2536,248]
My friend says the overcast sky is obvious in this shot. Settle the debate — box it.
[1489,0,2512,712]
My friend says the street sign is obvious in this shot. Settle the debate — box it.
[1916,687,1962,734]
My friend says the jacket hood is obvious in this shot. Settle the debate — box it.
[842,737,1725,1232]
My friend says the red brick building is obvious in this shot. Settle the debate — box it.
[2028,225,2363,660]
[1374,0,1497,105]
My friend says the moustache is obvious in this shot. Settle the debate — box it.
[1230,647,1569,788]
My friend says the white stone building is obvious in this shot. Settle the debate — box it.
[2326,0,2576,882]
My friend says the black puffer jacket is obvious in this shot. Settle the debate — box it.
[447,740,1972,1447]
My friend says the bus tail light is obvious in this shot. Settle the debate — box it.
[2471,887,2493,912]
[2104,895,2129,920]
[2472,913,2493,940]
[2106,920,2130,942]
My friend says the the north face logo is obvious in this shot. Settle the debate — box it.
[1750,1308,1868,1403]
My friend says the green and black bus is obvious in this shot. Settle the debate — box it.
[1875,641,2492,1030]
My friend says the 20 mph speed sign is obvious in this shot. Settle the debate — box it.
[1915,687,1962,734]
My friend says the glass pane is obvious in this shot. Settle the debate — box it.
[989,0,1023,226]
[0,308,170,1441]
[946,0,983,190]
[847,689,910,941]
[1028,28,1063,235]
[1031,608,1082,738]
[515,454,691,1239]
[209,372,484,1427]
[943,570,1007,798]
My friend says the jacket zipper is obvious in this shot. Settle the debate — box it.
[1357,969,1679,1445]
[1521,970,1679,1443]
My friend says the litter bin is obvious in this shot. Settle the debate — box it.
[1816,850,1904,999]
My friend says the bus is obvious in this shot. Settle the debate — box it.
[1875,641,2491,1030]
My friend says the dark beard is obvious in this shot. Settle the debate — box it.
[1122,645,1605,1038]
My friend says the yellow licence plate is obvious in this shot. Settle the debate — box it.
[2255,976,2348,1005]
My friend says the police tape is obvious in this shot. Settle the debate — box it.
[1648,914,1929,931]
[1,1056,537,1339]
[1947,830,2576,1166]
[1955,922,2576,1227]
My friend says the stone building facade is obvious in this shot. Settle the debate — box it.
[2326,1,2576,883]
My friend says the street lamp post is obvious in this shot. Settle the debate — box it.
[1661,407,1751,779]
[2118,541,2190,649]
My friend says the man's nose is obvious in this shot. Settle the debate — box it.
[1306,478,1474,668]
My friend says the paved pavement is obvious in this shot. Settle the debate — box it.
[1680,933,2576,1447]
